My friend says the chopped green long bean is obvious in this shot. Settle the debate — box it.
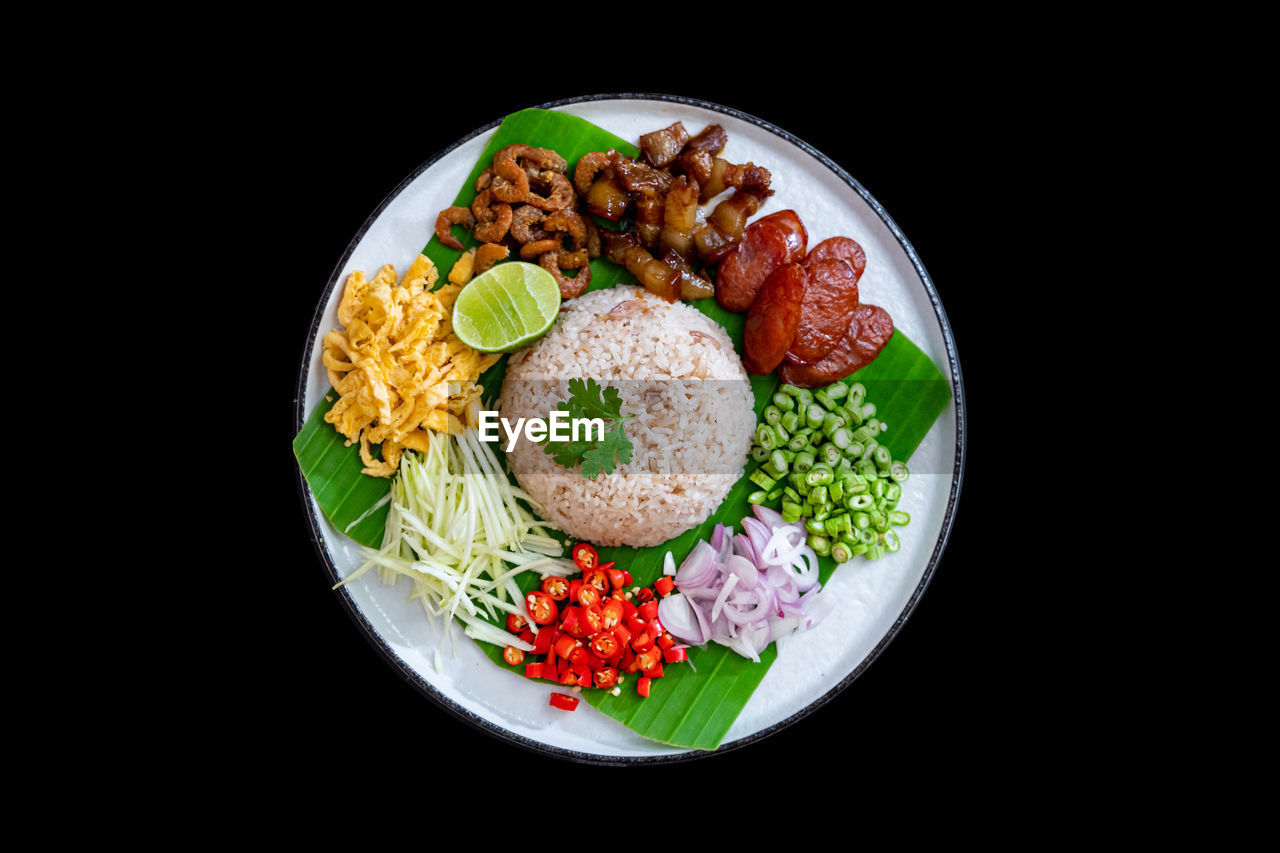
[747,380,914,567]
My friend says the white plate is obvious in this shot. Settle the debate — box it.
[293,94,965,763]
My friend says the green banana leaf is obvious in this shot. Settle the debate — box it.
[293,107,952,752]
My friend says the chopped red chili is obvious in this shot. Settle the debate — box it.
[541,576,570,601]
[525,591,558,626]
[570,543,599,571]
[516,543,689,702]
[550,693,580,711]
[638,600,660,623]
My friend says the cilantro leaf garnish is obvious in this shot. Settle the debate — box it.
[536,378,634,478]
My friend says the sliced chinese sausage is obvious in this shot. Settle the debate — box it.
[779,304,895,388]
[716,220,793,312]
[784,257,861,365]
[714,209,809,312]
[743,262,808,375]
[754,210,808,261]
[803,236,866,282]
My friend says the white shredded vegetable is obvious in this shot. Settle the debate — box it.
[335,427,577,659]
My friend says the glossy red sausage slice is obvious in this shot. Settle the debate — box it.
[715,209,808,312]
[743,262,808,375]
[752,210,808,261]
[803,236,866,282]
[779,303,894,388]
[784,257,860,365]
[716,223,791,312]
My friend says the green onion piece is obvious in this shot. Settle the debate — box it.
[846,441,864,459]
[831,427,853,450]
[889,461,909,483]
[805,517,826,535]
[797,388,814,410]
[780,384,805,399]
[847,542,868,557]
[871,478,887,500]
[770,449,790,474]
[805,404,825,429]
[814,389,837,411]
[780,410,800,433]
[847,382,866,405]
[889,510,910,526]
[852,425,875,445]
[807,484,829,506]
[860,402,876,419]
[764,405,782,426]
[747,489,767,505]
[787,434,811,452]
[825,382,849,401]
[848,494,873,510]
[821,413,844,435]
[866,543,884,561]
[824,516,843,538]
[857,526,877,544]
[751,445,769,463]
[748,468,777,491]
[882,530,900,552]
[772,392,796,412]
[852,511,871,529]
[781,502,803,524]
[885,482,902,504]
[794,451,815,473]
[755,423,776,450]
[831,541,853,563]
[766,486,784,501]
[808,534,831,557]
[762,459,784,479]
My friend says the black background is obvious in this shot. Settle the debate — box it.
[257,81,1051,786]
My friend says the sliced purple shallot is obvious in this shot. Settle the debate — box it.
[656,505,834,662]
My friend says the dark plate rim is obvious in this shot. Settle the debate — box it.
[293,92,967,767]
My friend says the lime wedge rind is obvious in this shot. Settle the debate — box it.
[452,261,561,353]
[479,277,525,341]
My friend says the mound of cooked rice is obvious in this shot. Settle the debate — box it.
[497,285,756,548]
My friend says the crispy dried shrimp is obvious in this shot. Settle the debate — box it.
[433,123,772,305]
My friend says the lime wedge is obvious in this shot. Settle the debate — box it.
[452,261,562,353]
